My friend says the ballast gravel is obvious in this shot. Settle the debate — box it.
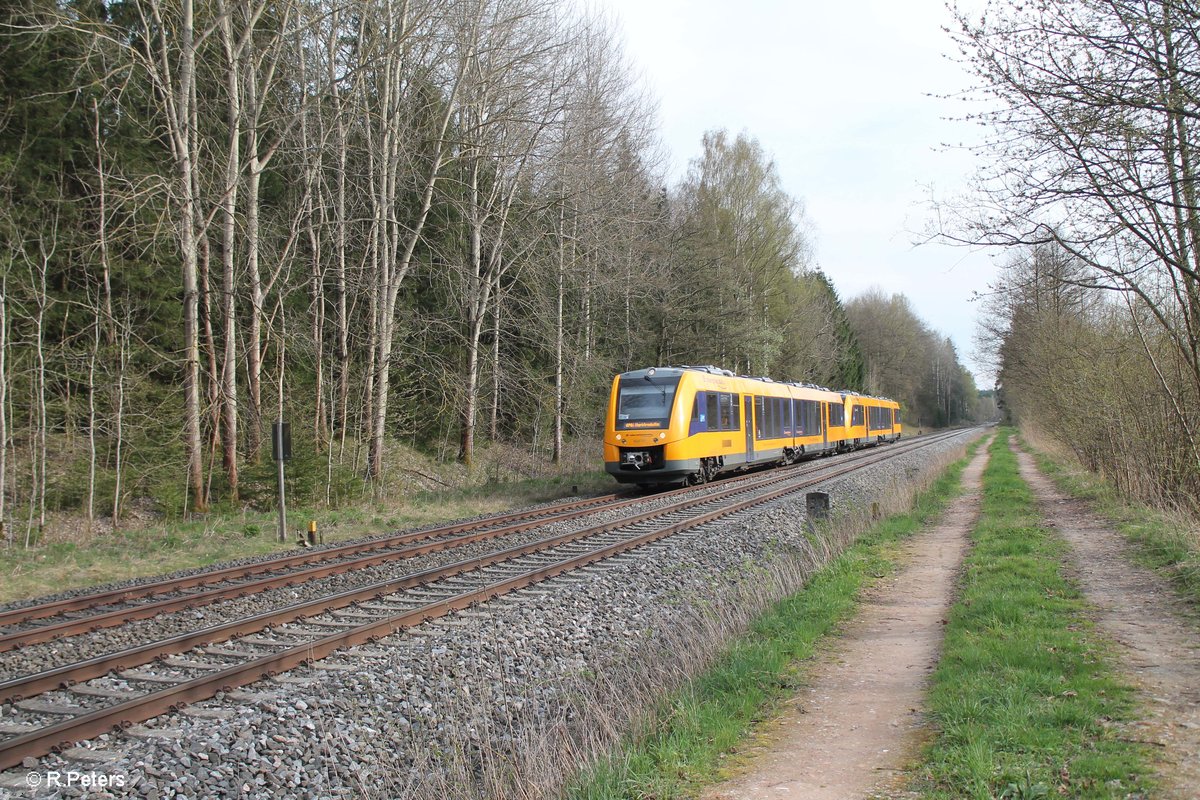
[0,431,979,800]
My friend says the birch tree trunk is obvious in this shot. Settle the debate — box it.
[241,0,285,464]
[329,7,351,456]
[113,311,128,529]
[131,0,207,511]
[86,311,98,531]
[489,272,501,441]
[217,0,243,499]
[553,201,565,464]
[26,232,52,544]
[366,0,470,481]
[0,273,7,545]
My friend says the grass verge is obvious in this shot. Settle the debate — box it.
[912,429,1151,799]
[563,438,981,799]
[1019,434,1200,610]
[0,469,610,605]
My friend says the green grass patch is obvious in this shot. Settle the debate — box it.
[913,429,1151,799]
[565,441,979,799]
[1022,439,1200,610]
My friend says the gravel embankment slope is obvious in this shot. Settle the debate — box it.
[2,430,979,800]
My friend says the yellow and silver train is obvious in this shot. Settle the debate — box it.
[603,366,901,486]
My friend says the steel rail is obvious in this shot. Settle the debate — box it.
[0,432,957,632]
[0,494,651,651]
[0,442,896,705]
[0,429,972,771]
[0,491,632,629]
[0,434,953,651]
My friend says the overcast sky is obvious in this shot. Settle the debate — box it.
[598,0,997,386]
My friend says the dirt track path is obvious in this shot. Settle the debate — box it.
[1013,446,1200,799]
[700,440,991,800]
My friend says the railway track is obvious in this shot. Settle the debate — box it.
[0,433,954,657]
[0,430,966,772]
[0,490,637,640]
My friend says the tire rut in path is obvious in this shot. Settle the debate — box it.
[701,440,991,800]
[1013,445,1200,799]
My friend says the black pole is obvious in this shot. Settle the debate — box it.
[272,421,292,543]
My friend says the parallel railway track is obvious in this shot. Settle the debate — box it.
[0,430,966,772]
[0,490,636,640]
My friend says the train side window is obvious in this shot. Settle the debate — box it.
[754,396,765,438]
[851,406,863,427]
[894,408,901,425]
[827,402,845,427]
[731,394,741,429]
[718,392,732,431]
[707,393,720,429]
[797,399,820,434]
[692,393,702,421]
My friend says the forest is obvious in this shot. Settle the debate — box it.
[0,0,980,545]
[949,0,1200,516]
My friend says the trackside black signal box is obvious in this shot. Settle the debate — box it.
[272,421,292,461]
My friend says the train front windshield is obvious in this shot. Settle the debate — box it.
[616,376,680,430]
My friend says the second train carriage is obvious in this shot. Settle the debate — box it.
[603,366,901,486]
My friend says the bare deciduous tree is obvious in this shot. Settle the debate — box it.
[947,0,1200,472]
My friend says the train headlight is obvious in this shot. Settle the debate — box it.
[659,432,666,440]
[615,434,624,442]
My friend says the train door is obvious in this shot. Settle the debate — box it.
[744,395,755,463]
